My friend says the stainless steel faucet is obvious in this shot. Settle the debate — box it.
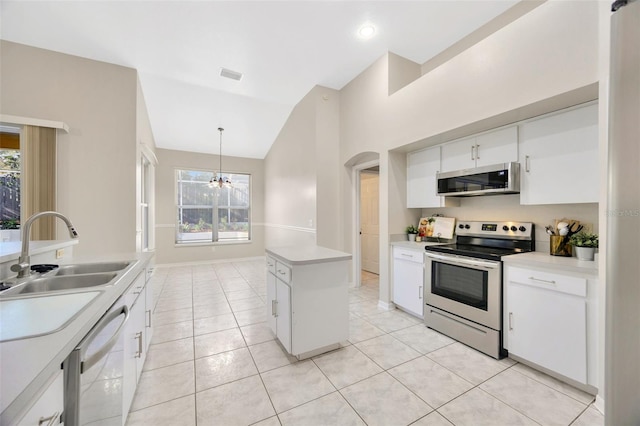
[10,211,79,278]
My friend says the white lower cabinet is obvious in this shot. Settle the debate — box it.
[392,247,424,317]
[17,371,63,425]
[265,252,349,358]
[266,267,292,353]
[504,264,597,386]
[123,271,151,418]
[144,269,154,354]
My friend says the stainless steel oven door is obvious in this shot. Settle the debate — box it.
[424,252,501,330]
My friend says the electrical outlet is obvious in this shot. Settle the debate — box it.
[56,249,65,259]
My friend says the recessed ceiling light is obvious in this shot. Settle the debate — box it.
[357,23,376,39]
[220,68,243,81]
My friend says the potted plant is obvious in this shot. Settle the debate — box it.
[569,231,598,261]
[406,225,418,242]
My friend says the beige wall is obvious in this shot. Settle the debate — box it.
[263,85,342,250]
[337,1,600,304]
[421,197,599,251]
[340,2,599,162]
[0,40,145,257]
[154,148,265,264]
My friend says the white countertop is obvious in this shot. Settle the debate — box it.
[266,245,352,265]
[391,241,445,250]
[0,239,79,264]
[0,251,154,425]
[0,291,101,342]
[503,251,599,275]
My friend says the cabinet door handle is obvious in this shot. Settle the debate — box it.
[475,144,480,160]
[38,412,60,426]
[271,300,278,317]
[509,312,514,330]
[146,309,152,328]
[418,286,423,299]
[525,155,531,172]
[528,276,556,285]
[135,332,143,358]
[471,145,475,161]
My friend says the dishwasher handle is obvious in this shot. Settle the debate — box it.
[80,305,129,374]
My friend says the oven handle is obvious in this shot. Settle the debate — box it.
[425,252,500,270]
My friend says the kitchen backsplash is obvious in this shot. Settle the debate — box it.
[420,194,598,253]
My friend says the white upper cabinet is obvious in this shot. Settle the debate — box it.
[519,103,599,205]
[441,126,518,172]
[407,146,440,208]
[407,146,459,208]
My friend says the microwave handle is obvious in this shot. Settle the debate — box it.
[425,252,500,270]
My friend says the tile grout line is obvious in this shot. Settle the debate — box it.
[226,262,280,424]
[133,266,598,426]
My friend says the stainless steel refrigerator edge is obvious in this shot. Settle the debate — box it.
[606,0,640,423]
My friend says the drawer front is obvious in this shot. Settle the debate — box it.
[393,247,424,263]
[507,266,587,297]
[266,256,276,274]
[275,262,291,283]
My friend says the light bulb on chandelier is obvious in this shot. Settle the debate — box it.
[208,127,232,188]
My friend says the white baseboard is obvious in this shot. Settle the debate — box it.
[593,395,605,414]
[156,255,265,268]
[377,300,394,311]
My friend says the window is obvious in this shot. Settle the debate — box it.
[0,129,21,231]
[176,169,250,244]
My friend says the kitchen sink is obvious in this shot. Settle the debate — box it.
[0,273,118,297]
[55,261,131,276]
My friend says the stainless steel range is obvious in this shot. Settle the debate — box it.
[423,221,534,359]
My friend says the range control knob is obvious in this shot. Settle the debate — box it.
[519,226,527,232]
[502,225,509,231]
[510,226,518,232]
[458,224,464,229]
[464,224,470,229]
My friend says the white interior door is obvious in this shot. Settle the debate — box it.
[360,172,379,274]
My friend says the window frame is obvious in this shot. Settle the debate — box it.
[174,167,252,245]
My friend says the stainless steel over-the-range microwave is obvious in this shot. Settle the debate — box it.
[436,162,520,197]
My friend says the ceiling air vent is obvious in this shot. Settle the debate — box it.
[220,68,243,81]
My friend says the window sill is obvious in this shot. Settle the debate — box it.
[174,240,252,248]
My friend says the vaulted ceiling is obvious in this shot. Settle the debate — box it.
[1,1,519,158]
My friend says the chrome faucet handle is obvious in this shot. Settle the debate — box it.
[10,261,30,278]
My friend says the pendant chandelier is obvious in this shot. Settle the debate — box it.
[209,127,231,188]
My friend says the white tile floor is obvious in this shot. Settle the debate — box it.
[126,262,604,426]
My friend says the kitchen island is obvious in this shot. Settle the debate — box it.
[265,245,351,359]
